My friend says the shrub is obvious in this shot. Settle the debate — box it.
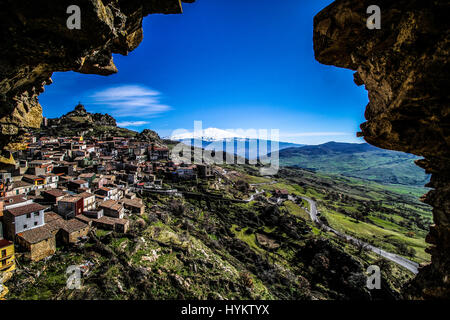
[239,272,254,289]
[168,200,185,216]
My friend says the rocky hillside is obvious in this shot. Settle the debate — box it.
[0,0,447,300]
[56,104,117,127]
[40,103,162,144]
[49,103,116,127]
[42,104,136,138]
[137,129,162,143]
[6,165,414,300]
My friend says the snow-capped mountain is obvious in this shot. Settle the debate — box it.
[171,128,245,141]
[170,127,305,159]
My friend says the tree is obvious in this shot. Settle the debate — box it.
[169,200,185,216]
[235,179,250,193]
[407,247,416,258]
[356,241,369,256]
[405,231,416,238]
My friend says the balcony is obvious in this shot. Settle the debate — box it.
[0,260,14,271]
[0,254,13,260]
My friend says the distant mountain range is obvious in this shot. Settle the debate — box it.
[172,129,429,186]
[171,127,305,159]
[276,141,430,186]
[172,128,244,141]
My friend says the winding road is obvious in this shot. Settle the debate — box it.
[244,189,264,202]
[298,196,419,274]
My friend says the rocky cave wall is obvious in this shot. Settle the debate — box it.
[0,0,448,299]
[0,0,193,163]
[313,0,449,298]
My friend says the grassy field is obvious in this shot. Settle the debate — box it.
[283,200,310,221]
[225,165,432,264]
[320,207,429,262]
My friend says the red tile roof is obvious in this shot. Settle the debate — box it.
[71,179,88,185]
[99,200,123,211]
[78,192,95,199]
[59,196,82,203]
[0,239,13,248]
[43,189,66,198]
[0,195,28,206]
[17,225,53,244]
[6,203,46,217]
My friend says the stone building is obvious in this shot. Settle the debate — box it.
[57,196,83,219]
[99,200,124,219]
[121,198,144,215]
[45,212,90,245]
[78,192,96,211]
[15,226,56,261]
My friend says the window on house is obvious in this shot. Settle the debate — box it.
[34,221,38,226]
[23,224,27,229]
[35,211,40,216]
[1,249,6,257]
[26,213,31,219]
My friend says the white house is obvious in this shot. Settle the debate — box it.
[1,195,34,211]
[94,187,121,201]
[3,202,46,239]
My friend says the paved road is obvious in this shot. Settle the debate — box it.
[249,181,277,187]
[297,196,419,274]
[245,189,264,202]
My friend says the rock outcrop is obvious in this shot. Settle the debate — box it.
[313,0,449,298]
[42,103,126,138]
[137,129,161,143]
[41,103,164,141]
[52,103,117,127]
[0,0,194,160]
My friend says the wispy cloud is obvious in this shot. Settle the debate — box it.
[88,85,171,118]
[117,121,149,127]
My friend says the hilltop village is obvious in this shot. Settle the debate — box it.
[0,133,218,251]
[0,106,227,296]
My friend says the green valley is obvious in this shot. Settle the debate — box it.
[276,142,430,186]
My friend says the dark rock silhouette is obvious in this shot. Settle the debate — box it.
[313,0,449,299]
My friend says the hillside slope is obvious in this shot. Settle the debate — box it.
[277,142,430,186]
[7,164,417,300]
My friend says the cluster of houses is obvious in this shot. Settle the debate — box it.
[0,134,215,273]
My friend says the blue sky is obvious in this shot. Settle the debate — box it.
[40,0,368,145]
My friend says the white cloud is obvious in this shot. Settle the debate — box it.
[117,121,149,127]
[89,85,171,118]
